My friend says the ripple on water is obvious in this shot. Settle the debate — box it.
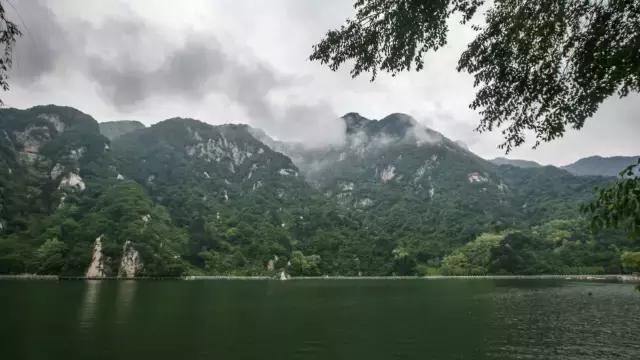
[484,282,640,360]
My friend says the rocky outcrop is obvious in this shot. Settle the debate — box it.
[59,172,86,191]
[279,270,289,280]
[86,235,106,278]
[380,165,396,183]
[118,241,143,278]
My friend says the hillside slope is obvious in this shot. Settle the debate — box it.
[99,120,145,140]
[1,106,636,276]
[562,155,640,177]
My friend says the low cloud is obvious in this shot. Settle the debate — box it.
[4,0,639,164]
[6,0,344,147]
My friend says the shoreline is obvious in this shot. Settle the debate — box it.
[1,274,639,282]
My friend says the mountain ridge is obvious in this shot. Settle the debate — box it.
[561,155,640,177]
[1,105,637,277]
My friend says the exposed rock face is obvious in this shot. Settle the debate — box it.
[340,182,355,191]
[50,163,64,179]
[186,135,253,165]
[118,241,143,278]
[380,165,396,183]
[14,125,50,155]
[38,113,65,133]
[467,172,489,184]
[86,235,106,278]
[266,255,279,272]
[67,147,86,161]
[357,198,373,208]
[59,173,86,191]
[278,168,298,176]
[13,125,51,164]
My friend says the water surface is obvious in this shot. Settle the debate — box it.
[1,279,638,359]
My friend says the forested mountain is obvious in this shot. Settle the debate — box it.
[489,157,542,168]
[0,106,637,277]
[562,155,640,177]
[98,120,145,140]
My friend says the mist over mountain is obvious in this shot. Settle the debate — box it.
[0,106,636,277]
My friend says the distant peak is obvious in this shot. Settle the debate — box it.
[380,113,416,124]
[489,157,542,168]
[100,120,145,127]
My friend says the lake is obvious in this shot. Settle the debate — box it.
[1,279,639,359]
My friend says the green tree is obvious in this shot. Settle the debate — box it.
[392,246,416,275]
[35,238,67,274]
[621,251,640,273]
[289,250,322,276]
[583,160,640,237]
[0,1,21,105]
[440,232,505,275]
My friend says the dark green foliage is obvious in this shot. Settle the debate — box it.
[310,0,481,79]
[0,106,637,276]
[583,159,640,237]
[34,238,67,274]
[0,106,111,234]
[311,0,640,152]
[0,1,20,105]
[621,251,640,272]
[277,113,630,275]
[459,0,640,151]
[98,120,145,141]
[289,250,322,276]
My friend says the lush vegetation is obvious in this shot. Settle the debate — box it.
[311,0,640,239]
[584,159,640,238]
[0,106,638,277]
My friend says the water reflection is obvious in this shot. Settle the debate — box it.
[2,280,634,360]
[115,280,137,325]
[78,280,101,329]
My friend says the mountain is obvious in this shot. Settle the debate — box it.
[1,106,636,277]
[0,105,112,232]
[98,120,145,140]
[490,157,542,168]
[272,113,619,265]
[561,155,640,177]
[0,106,186,276]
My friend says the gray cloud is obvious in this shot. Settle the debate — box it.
[8,0,71,83]
[87,39,233,108]
[5,0,344,147]
[2,0,638,163]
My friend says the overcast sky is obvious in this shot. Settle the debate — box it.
[3,0,638,165]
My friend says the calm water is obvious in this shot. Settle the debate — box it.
[1,279,639,360]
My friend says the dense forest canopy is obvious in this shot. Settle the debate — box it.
[0,106,637,277]
[0,2,637,276]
